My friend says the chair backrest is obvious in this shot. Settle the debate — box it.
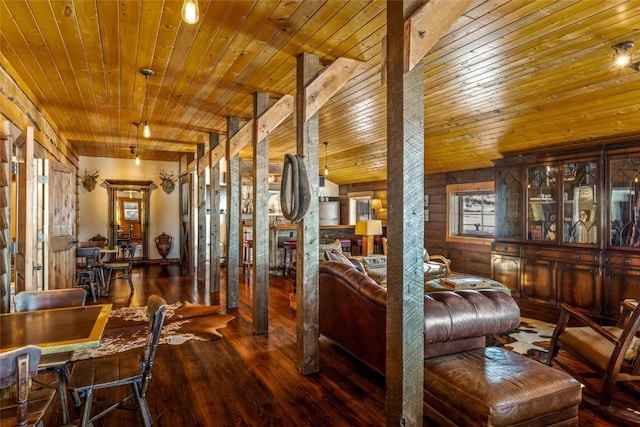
[616,299,640,375]
[76,246,101,259]
[14,288,87,312]
[126,243,138,265]
[0,345,44,425]
[139,294,167,396]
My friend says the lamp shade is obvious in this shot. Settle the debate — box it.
[355,219,382,236]
[371,198,382,210]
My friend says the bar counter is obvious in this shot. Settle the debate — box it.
[269,224,357,272]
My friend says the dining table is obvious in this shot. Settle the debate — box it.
[0,303,112,355]
[99,245,120,262]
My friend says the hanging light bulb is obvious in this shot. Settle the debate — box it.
[323,141,329,177]
[133,122,141,166]
[182,0,200,24]
[140,68,155,138]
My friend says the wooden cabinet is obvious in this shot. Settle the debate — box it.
[493,144,639,323]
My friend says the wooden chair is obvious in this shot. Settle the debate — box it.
[546,299,640,412]
[103,243,137,295]
[116,225,133,259]
[75,246,104,302]
[67,295,167,427]
[14,288,87,312]
[0,345,55,427]
[13,288,88,424]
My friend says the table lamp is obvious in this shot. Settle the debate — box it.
[355,219,382,256]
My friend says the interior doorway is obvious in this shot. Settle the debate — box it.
[104,180,154,263]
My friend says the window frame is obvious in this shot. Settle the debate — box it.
[445,181,494,246]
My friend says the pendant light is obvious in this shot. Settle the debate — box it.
[182,0,200,25]
[134,122,141,166]
[140,68,154,138]
[323,141,329,177]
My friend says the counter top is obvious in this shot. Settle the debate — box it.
[270,224,354,230]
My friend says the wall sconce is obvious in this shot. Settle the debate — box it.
[182,0,200,25]
[612,41,640,71]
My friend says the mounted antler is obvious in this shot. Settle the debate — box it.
[82,169,100,192]
[159,170,176,194]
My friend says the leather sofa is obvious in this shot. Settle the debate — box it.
[316,260,582,426]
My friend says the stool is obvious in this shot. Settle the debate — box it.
[350,238,362,256]
[75,268,100,303]
[373,236,383,254]
[337,238,351,254]
[423,347,581,426]
[282,240,297,276]
[242,240,253,277]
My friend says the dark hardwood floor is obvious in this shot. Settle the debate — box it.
[42,265,635,426]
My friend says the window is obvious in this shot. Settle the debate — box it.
[446,182,494,245]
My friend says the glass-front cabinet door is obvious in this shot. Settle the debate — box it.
[609,155,640,248]
[526,164,557,242]
[494,165,522,240]
[561,160,598,245]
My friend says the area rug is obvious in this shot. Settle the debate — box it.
[71,301,234,361]
[487,317,556,363]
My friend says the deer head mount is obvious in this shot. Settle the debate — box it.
[159,170,176,194]
[82,169,100,192]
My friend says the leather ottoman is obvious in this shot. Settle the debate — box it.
[423,347,581,426]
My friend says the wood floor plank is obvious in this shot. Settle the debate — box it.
[38,265,631,426]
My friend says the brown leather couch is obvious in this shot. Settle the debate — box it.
[314,260,582,427]
[317,261,520,374]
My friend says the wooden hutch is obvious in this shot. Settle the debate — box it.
[492,143,640,324]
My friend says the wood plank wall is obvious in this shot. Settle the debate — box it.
[339,167,494,278]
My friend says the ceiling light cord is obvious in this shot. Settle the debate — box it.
[324,141,329,177]
[140,68,154,138]
[134,122,141,165]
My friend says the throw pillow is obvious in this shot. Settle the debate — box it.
[319,240,342,261]
[326,249,353,267]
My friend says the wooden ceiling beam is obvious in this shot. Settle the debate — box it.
[405,0,475,72]
[304,57,364,122]
[206,55,361,170]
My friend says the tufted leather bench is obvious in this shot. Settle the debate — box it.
[423,347,581,426]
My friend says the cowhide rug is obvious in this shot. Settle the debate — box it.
[71,301,234,361]
[487,317,556,363]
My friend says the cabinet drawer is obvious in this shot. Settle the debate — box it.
[523,247,598,263]
[492,242,520,256]
[605,253,640,268]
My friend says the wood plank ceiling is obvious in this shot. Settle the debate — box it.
[2,0,640,185]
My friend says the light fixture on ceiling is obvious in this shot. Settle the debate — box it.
[133,122,141,166]
[323,141,329,177]
[181,0,200,25]
[612,41,640,71]
[140,68,155,138]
